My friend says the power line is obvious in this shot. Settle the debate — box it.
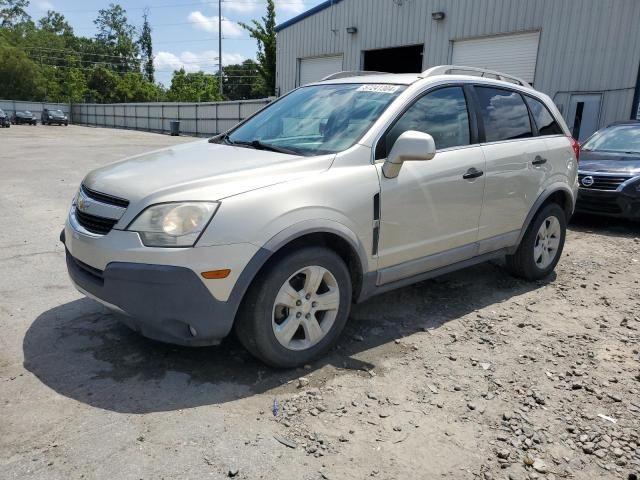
[35,61,261,77]
[30,1,316,16]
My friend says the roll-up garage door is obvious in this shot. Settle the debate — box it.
[452,32,540,84]
[298,55,343,86]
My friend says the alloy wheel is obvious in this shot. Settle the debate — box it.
[272,265,340,351]
[534,215,561,269]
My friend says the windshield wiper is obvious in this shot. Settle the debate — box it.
[248,140,298,155]
[231,139,298,155]
[208,133,234,145]
[210,135,298,155]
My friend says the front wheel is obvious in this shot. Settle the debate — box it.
[506,203,566,280]
[235,247,352,368]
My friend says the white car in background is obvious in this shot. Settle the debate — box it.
[62,65,579,367]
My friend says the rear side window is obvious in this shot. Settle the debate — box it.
[384,86,471,155]
[475,87,533,142]
[524,96,563,136]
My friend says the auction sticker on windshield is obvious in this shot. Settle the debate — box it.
[356,84,401,94]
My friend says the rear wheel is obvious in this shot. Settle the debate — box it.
[235,247,352,368]
[506,203,566,280]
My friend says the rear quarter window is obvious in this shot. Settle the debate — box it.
[525,96,564,136]
[475,86,533,143]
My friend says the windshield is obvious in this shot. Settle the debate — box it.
[227,83,406,156]
[582,125,640,155]
[50,110,64,115]
[23,111,32,115]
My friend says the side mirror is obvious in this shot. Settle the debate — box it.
[382,131,436,179]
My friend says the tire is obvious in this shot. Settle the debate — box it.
[506,203,566,280]
[235,246,352,368]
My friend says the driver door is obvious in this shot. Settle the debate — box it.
[376,86,486,281]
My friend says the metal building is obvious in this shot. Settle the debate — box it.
[275,0,640,141]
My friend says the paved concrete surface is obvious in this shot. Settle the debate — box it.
[1,125,639,480]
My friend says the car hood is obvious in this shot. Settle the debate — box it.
[83,140,335,205]
[579,150,640,175]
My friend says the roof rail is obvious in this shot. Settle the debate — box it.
[419,65,530,87]
[321,70,388,81]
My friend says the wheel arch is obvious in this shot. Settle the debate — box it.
[514,185,575,249]
[226,221,369,325]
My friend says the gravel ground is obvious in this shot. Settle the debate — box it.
[1,125,639,480]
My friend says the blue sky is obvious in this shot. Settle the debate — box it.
[25,0,325,85]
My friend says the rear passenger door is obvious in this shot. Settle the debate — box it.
[523,94,574,198]
[473,86,546,248]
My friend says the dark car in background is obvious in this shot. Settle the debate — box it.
[42,108,68,126]
[576,121,640,220]
[13,110,37,125]
[0,109,10,128]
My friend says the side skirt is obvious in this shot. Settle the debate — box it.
[356,248,509,303]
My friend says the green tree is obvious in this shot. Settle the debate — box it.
[0,44,44,100]
[115,72,162,102]
[223,59,261,100]
[86,65,120,103]
[94,3,139,72]
[139,9,154,83]
[167,68,222,102]
[238,0,276,96]
[62,67,88,102]
[0,0,31,28]
[38,10,73,36]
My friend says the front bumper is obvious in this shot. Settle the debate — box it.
[575,187,640,219]
[61,216,265,347]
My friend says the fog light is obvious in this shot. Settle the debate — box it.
[189,325,198,337]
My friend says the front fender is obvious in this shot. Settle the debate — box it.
[262,218,369,273]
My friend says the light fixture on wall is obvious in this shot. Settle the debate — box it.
[431,11,446,21]
[346,26,358,34]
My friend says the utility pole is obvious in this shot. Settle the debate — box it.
[218,0,223,97]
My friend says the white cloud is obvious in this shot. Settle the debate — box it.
[155,50,246,74]
[37,0,55,10]
[221,0,258,13]
[277,0,306,14]
[206,0,306,15]
[187,11,244,37]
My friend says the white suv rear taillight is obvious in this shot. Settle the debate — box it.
[569,137,580,163]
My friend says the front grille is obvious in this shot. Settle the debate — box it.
[81,185,129,208]
[75,209,118,234]
[578,174,632,191]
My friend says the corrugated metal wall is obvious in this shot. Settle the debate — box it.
[70,99,272,137]
[276,0,640,128]
[0,99,70,120]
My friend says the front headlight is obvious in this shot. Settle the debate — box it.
[127,202,219,247]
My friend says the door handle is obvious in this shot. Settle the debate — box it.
[463,167,484,180]
[532,156,548,166]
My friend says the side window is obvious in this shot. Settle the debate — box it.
[525,96,564,136]
[475,87,533,142]
[383,87,471,156]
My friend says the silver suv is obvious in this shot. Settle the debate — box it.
[62,66,579,367]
